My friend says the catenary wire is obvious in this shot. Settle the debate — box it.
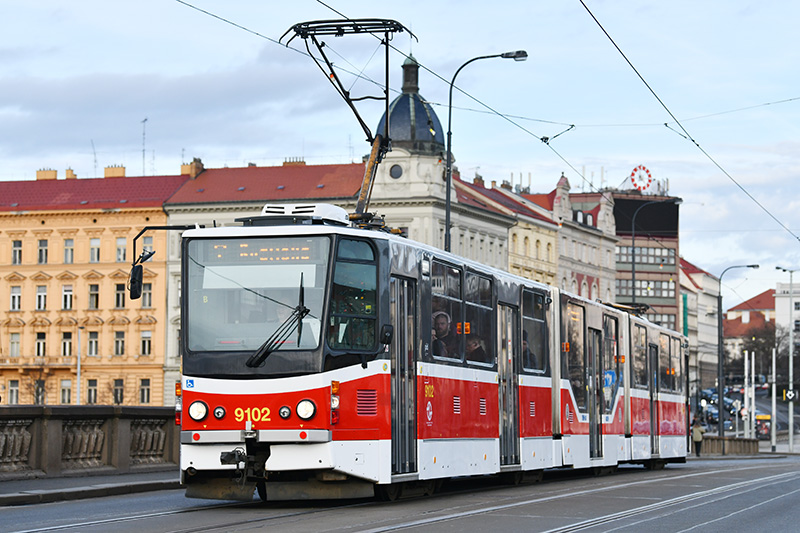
[578,0,800,245]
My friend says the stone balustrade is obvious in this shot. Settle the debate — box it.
[0,406,177,480]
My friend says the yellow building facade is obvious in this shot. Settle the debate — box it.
[0,168,187,406]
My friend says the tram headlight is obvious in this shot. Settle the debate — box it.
[296,399,316,420]
[188,401,209,422]
[279,405,292,419]
[213,406,226,420]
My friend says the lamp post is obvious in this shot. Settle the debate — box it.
[776,266,795,452]
[444,50,527,252]
[630,198,682,305]
[717,263,759,450]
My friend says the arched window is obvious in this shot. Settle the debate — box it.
[512,234,518,254]
[547,243,552,262]
[535,240,541,260]
[524,237,530,256]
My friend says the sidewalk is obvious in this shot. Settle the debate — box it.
[0,469,181,506]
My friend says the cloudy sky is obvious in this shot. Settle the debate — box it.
[3,1,799,308]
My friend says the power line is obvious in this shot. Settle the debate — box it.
[579,0,800,245]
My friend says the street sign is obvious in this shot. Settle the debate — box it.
[786,389,796,401]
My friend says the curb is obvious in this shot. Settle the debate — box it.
[0,479,182,507]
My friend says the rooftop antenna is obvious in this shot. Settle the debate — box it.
[281,19,416,220]
[90,139,98,178]
[141,118,148,176]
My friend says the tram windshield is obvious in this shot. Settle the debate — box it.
[185,236,330,364]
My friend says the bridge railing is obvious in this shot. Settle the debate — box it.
[0,406,178,480]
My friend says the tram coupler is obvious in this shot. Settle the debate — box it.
[219,448,247,466]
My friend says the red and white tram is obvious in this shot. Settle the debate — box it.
[146,203,686,501]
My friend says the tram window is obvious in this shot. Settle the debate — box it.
[431,261,462,361]
[633,325,648,388]
[672,337,684,393]
[564,302,586,411]
[602,315,620,413]
[327,239,377,351]
[659,334,672,392]
[465,272,493,365]
[522,290,547,373]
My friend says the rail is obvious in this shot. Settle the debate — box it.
[0,406,178,480]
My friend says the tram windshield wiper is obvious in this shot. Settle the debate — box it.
[246,273,310,368]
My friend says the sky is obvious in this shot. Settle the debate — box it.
[2,1,800,309]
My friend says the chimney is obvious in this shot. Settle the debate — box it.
[65,168,77,179]
[181,157,205,179]
[283,157,306,166]
[36,169,57,181]
[491,180,497,189]
[473,176,484,187]
[500,180,513,191]
[104,165,126,178]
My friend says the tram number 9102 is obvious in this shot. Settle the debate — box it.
[234,407,271,422]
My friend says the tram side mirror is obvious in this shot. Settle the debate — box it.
[129,264,143,300]
[380,324,394,345]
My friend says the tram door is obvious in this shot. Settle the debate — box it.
[648,343,660,454]
[498,304,520,466]
[588,328,603,459]
[389,277,417,475]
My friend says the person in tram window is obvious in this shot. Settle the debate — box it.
[522,329,539,370]
[432,310,457,356]
[465,334,488,363]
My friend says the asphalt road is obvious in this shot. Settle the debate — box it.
[2,456,799,533]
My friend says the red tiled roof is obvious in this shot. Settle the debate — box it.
[723,311,773,338]
[680,257,715,278]
[166,163,366,205]
[728,289,775,312]
[522,190,557,210]
[0,175,189,212]
[460,181,556,226]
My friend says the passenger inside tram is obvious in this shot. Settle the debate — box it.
[465,334,489,363]
[432,310,457,357]
[522,330,539,369]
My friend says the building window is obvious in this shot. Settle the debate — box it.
[62,285,73,310]
[36,286,47,310]
[140,331,152,356]
[141,283,152,308]
[88,331,99,357]
[9,333,20,357]
[115,284,125,308]
[60,379,72,404]
[113,379,124,404]
[34,380,46,405]
[116,237,126,263]
[114,331,125,356]
[61,332,73,357]
[87,379,98,404]
[8,380,19,405]
[90,238,100,263]
[88,284,99,310]
[12,240,22,265]
[10,286,21,311]
[36,332,47,357]
[143,236,153,253]
[64,238,74,264]
[38,239,48,264]
[795,302,800,312]
[139,378,151,404]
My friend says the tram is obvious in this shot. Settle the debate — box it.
[138,202,687,501]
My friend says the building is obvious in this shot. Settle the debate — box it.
[679,258,720,400]
[524,176,618,301]
[610,190,681,330]
[725,289,776,380]
[0,167,187,406]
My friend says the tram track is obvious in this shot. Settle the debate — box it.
[11,463,795,533]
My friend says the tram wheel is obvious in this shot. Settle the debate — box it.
[376,483,403,502]
[256,480,267,502]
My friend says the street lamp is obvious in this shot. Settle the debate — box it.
[717,263,759,451]
[444,50,527,252]
[630,198,682,305]
[776,265,795,452]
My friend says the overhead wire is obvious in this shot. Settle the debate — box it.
[578,0,800,245]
